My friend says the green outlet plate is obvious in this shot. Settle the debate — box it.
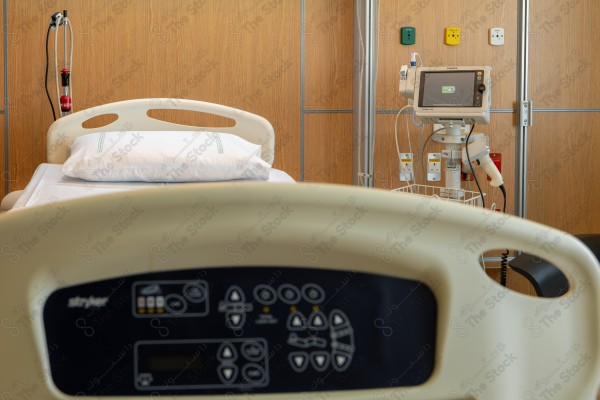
[401,27,416,45]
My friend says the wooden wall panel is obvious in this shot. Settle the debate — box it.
[527,112,600,233]
[0,0,4,199]
[304,113,353,184]
[8,0,301,190]
[0,114,4,200]
[377,0,518,111]
[530,0,600,108]
[304,0,353,111]
[303,0,353,185]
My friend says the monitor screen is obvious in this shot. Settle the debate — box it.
[418,70,484,108]
[412,67,491,124]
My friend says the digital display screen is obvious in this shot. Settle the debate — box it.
[419,71,479,107]
[148,354,205,372]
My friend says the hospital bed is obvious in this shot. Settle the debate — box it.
[2,98,294,211]
[1,101,599,399]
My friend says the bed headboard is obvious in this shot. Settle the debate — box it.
[46,98,275,164]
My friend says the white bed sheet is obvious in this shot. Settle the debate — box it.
[12,163,295,210]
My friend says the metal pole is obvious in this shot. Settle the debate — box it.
[515,0,531,217]
[353,0,377,187]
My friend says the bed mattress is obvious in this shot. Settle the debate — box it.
[12,163,295,210]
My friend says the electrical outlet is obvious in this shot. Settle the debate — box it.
[401,27,416,45]
[489,27,504,45]
[427,153,441,182]
[444,26,460,45]
[400,153,414,182]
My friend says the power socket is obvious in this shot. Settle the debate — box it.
[400,153,414,182]
[489,27,504,45]
[401,27,416,45]
[444,26,461,45]
[427,153,441,182]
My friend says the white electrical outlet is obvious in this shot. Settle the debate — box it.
[427,153,441,182]
[489,27,504,46]
[400,153,414,182]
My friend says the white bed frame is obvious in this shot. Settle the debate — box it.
[0,182,599,399]
[46,98,276,165]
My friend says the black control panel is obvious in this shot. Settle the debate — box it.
[43,267,437,395]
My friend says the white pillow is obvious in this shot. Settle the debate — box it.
[62,131,271,182]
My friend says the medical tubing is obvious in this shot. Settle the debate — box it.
[45,25,56,121]
[68,20,74,112]
[394,105,414,182]
[54,17,73,117]
[499,184,509,287]
[465,125,485,209]
[54,25,61,117]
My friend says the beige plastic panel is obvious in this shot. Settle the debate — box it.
[0,183,599,399]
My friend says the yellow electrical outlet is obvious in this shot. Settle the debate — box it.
[444,26,460,45]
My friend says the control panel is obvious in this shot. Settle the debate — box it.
[43,267,437,395]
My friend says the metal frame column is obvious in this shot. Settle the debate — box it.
[353,0,377,187]
[515,0,531,217]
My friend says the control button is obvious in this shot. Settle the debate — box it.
[329,310,350,329]
[278,284,301,304]
[140,284,161,295]
[146,296,155,309]
[332,351,352,372]
[289,352,309,372]
[287,311,307,331]
[155,296,165,309]
[287,333,327,349]
[226,286,245,303]
[217,342,238,363]
[218,365,238,384]
[478,84,486,93]
[253,285,277,305]
[310,351,330,372]
[164,294,187,314]
[308,311,328,330]
[241,341,266,362]
[137,372,154,387]
[242,363,267,384]
[137,296,146,308]
[183,282,206,303]
[301,283,326,304]
[226,313,246,329]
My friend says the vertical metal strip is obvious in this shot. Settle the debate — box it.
[515,0,530,218]
[353,0,377,187]
[3,0,8,195]
[299,0,305,181]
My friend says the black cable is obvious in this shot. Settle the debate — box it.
[45,25,56,121]
[465,124,485,208]
[499,184,509,287]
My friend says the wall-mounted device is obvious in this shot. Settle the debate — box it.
[401,26,416,45]
[444,26,461,45]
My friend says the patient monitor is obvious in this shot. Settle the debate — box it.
[412,66,491,125]
[400,65,500,192]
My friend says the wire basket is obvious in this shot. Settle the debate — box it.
[393,184,484,207]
